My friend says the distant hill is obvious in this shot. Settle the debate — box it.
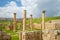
[0,18,23,21]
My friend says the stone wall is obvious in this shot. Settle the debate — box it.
[43,30,56,40]
[51,20,60,23]
[0,31,11,40]
[45,23,55,30]
[20,31,42,40]
[5,23,13,30]
[33,23,41,29]
[0,31,2,40]
[55,23,60,30]
[32,22,60,30]
[57,35,60,40]
[43,30,60,40]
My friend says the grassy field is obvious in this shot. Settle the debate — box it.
[1,16,60,40]
[26,16,60,24]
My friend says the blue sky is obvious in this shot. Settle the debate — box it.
[0,0,60,18]
[0,0,22,7]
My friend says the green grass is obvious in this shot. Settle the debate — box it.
[26,16,60,24]
[45,16,60,22]
[6,30,19,40]
[1,21,21,40]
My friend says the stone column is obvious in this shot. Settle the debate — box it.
[41,10,45,40]
[42,10,45,30]
[23,10,26,31]
[22,10,26,40]
[30,14,33,30]
[0,23,2,40]
[13,13,16,31]
[0,23,2,31]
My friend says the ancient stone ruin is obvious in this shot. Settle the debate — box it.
[20,10,60,40]
[0,31,11,40]
[30,14,33,30]
[5,23,13,30]
[23,10,26,31]
[0,23,2,31]
[32,23,41,29]
[42,10,45,30]
[13,13,17,31]
[0,23,11,40]
[0,9,60,40]
[41,10,60,40]
[20,10,42,40]
[20,31,42,40]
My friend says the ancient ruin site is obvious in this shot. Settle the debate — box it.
[0,0,60,40]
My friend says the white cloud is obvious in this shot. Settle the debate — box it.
[0,0,60,18]
[0,1,24,18]
[21,0,60,18]
[21,0,39,18]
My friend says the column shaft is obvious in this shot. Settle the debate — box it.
[13,13,16,31]
[23,10,26,31]
[30,14,33,30]
[42,10,45,30]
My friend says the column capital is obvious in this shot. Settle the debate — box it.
[14,13,16,15]
[42,10,45,13]
[30,14,32,16]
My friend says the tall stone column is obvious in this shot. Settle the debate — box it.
[30,14,33,30]
[13,13,16,31]
[23,10,26,31]
[41,10,45,40]
[0,23,2,40]
[0,23,3,40]
[0,23,2,31]
[42,10,45,30]
[22,10,26,40]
